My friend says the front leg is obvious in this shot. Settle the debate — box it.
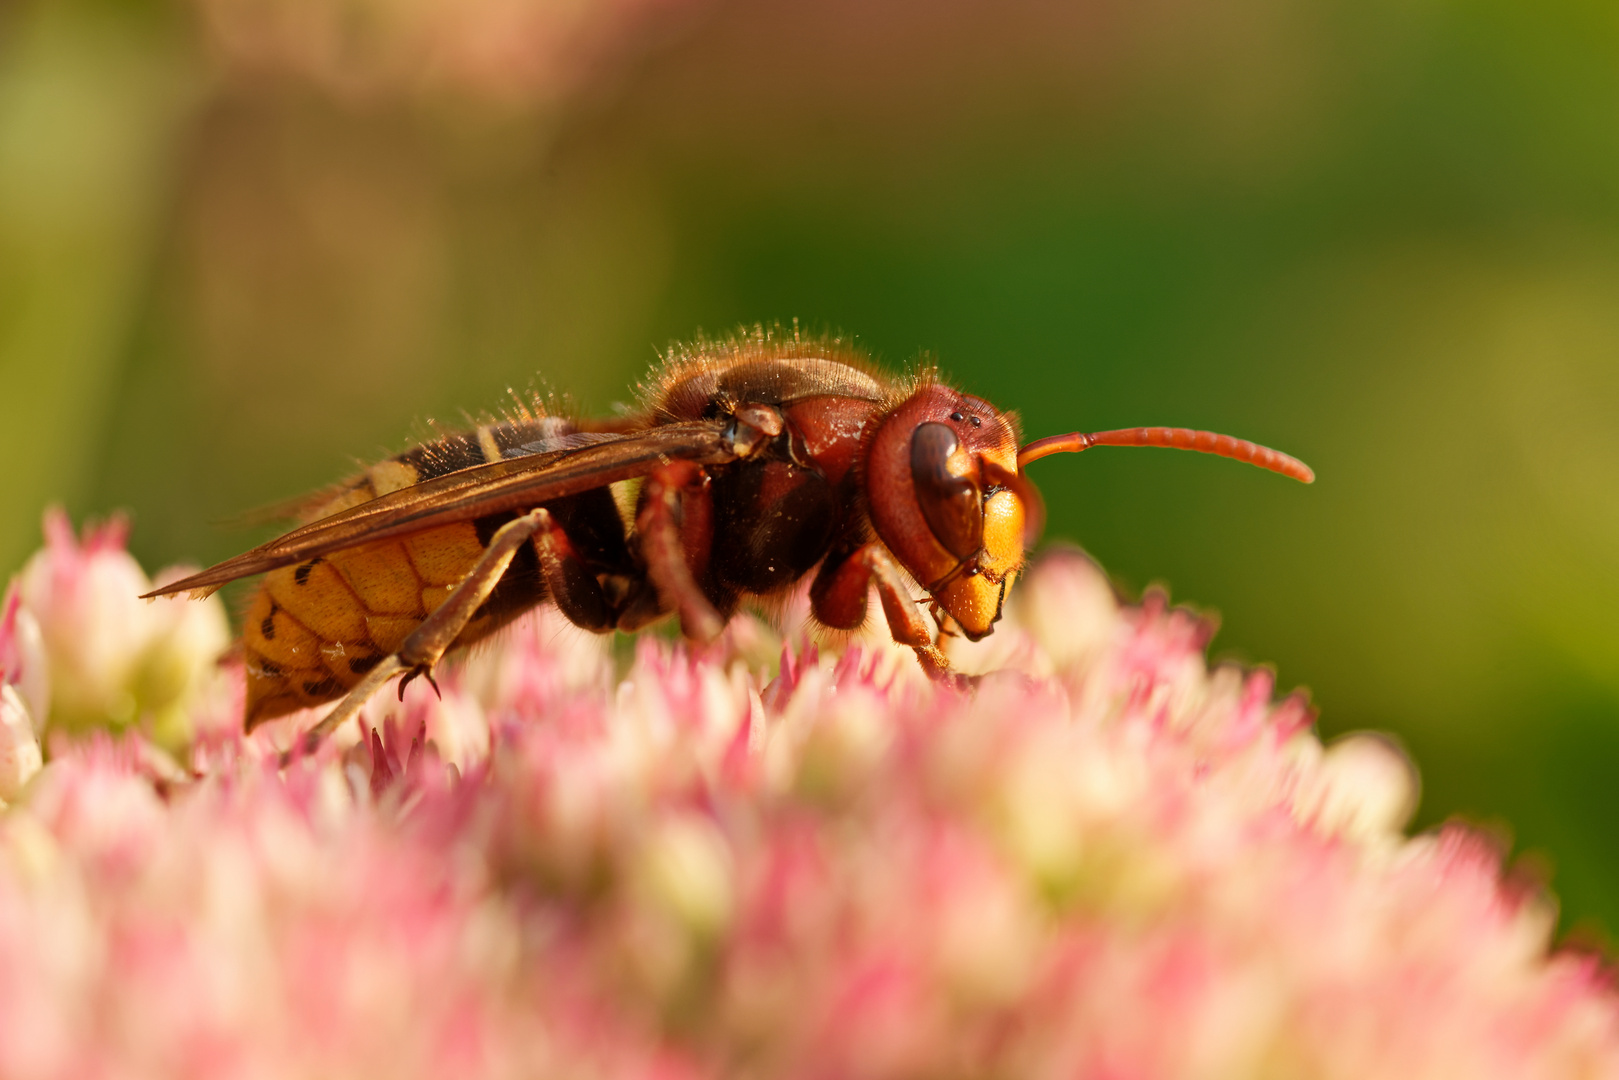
[810,542,953,679]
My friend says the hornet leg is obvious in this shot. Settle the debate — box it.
[810,542,954,680]
[637,460,726,643]
[291,508,549,757]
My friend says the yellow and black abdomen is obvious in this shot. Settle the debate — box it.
[238,416,630,728]
[241,521,537,725]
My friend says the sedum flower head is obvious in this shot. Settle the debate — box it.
[4,509,230,752]
[0,519,1614,1078]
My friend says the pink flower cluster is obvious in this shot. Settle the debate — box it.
[1,515,1616,1078]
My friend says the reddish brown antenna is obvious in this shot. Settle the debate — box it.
[1018,427,1315,484]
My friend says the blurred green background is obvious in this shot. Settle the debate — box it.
[3,0,1617,932]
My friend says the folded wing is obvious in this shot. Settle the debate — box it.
[145,421,734,598]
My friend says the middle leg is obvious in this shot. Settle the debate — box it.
[637,460,727,643]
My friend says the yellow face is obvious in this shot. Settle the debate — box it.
[864,385,1030,643]
[929,445,1027,641]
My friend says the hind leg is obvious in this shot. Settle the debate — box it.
[291,508,551,756]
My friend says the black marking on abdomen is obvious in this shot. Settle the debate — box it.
[378,418,565,484]
[294,558,322,586]
[473,513,504,549]
[399,431,487,482]
[302,676,341,698]
[260,616,277,640]
[348,653,382,675]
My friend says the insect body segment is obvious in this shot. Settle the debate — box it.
[238,415,639,723]
[147,331,1313,747]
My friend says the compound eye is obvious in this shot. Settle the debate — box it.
[910,422,984,561]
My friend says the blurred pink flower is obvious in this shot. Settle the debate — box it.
[0,520,1615,1078]
[196,0,707,106]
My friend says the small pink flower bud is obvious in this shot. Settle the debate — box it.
[1296,731,1421,842]
[0,685,42,802]
[136,565,230,749]
[0,588,49,723]
[14,510,228,746]
[15,510,151,732]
